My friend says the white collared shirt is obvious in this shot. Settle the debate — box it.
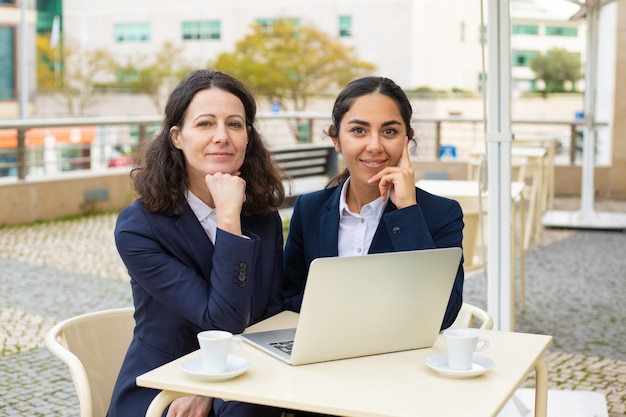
[337,178,389,257]
[186,190,218,244]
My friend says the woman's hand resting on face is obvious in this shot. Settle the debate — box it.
[367,137,417,209]
[205,171,246,236]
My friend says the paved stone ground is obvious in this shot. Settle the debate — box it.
[0,196,625,417]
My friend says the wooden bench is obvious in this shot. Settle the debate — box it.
[270,143,337,203]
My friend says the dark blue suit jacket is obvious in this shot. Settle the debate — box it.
[107,200,284,417]
[283,185,464,329]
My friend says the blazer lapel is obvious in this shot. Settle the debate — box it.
[369,200,397,253]
[175,204,215,279]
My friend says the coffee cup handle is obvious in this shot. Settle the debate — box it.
[475,337,489,352]
[231,335,242,352]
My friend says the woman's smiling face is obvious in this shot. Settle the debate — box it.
[170,87,249,188]
[332,92,406,189]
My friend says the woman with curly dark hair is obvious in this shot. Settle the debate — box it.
[108,69,287,417]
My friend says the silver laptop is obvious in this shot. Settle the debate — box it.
[242,247,462,365]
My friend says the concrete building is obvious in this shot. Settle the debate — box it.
[511,0,584,91]
[57,0,584,92]
[4,0,626,199]
[0,0,589,118]
[0,0,37,119]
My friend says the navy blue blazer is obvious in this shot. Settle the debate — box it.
[107,200,284,417]
[283,185,464,329]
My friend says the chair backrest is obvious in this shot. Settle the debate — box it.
[45,307,135,417]
[460,210,482,271]
[450,303,494,330]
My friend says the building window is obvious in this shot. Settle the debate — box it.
[512,50,538,67]
[115,68,139,85]
[114,23,150,42]
[182,20,221,40]
[477,72,487,93]
[339,15,352,37]
[512,24,538,35]
[256,18,299,33]
[0,26,15,99]
[545,26,578,37]
[479,25,487,44]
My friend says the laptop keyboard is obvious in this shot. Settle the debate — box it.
[270,340,294,355]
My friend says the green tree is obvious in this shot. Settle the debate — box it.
[62,43,117,115]
[39,37,117,116]
[530,48,582,93]
[36,33,117,115]
[36,34,58,91]
[115,42,195,113]
[212,20,376,112]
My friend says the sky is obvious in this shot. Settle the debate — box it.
[509,0,583,20]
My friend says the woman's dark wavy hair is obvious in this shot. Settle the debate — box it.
[325,76,415,187]
[131,69,286,216]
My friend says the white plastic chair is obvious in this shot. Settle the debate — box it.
[45,307,135,417]
[450,302,494,330]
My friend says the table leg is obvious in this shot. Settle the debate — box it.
[534,357,548,417]
[145,390,190,417]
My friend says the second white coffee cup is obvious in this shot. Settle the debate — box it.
[443,329,489,371]
[197,330,242,373]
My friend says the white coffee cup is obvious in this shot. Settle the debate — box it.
[444,329,489,371]
[197,330,242,373]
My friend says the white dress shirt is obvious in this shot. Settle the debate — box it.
[186,190,218,244]
[337,178,388,257]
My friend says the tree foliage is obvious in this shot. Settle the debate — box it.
[212,20,376,111]
[37,36,117,116]
[36,34,58,91]
[37,37,194,115]
[530,48,582,92]
[61,40,117,115]
[116,42,195,113]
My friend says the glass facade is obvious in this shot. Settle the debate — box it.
[339,15,352,37]
[114,23,150,42]
[512,24,539,35]
[0,26,15,99]
[256,17,299,33]
[545,26,578,37]
[182,21,221,40]
[36,0,63,34]
[512,49,538,67]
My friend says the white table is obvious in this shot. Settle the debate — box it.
[137,311,552,417]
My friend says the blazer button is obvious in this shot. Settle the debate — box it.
[392,226,401,234]
[238,262,247,287]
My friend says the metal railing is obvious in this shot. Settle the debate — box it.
[0,113,606,180]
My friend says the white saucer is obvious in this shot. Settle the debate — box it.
[181,355,250,382]
[425,353,494,379]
